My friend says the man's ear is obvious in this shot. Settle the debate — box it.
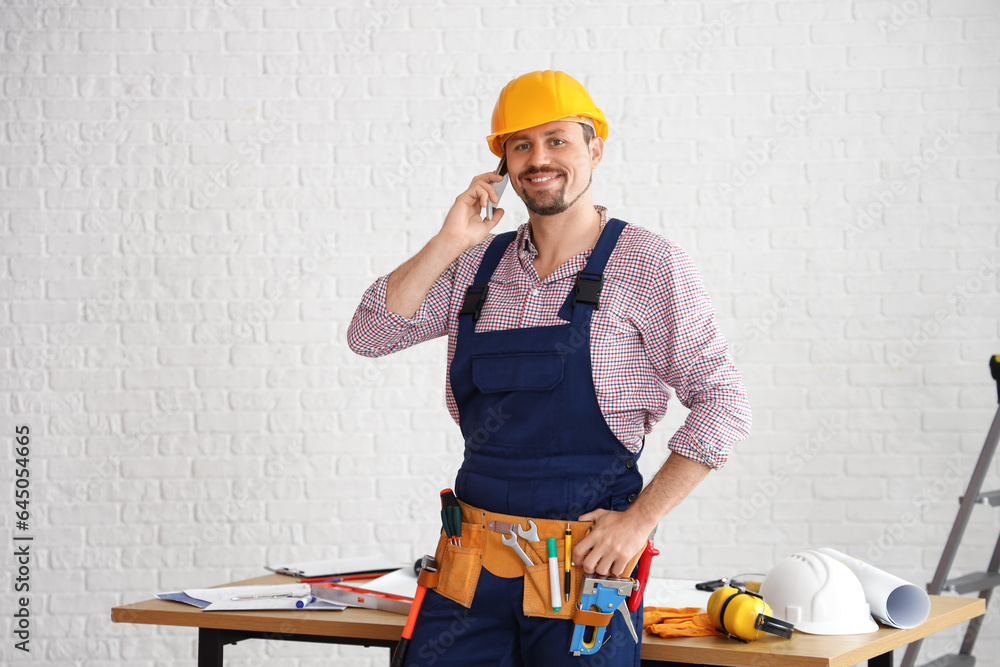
[590,136,604,168]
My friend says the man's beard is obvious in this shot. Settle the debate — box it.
[522,173,592,216]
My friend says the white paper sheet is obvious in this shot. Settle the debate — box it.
[204,596,347,612]
[361,567,418,598]
[818,547,931,629]
[642,578,713,610]
[157,583,346,612]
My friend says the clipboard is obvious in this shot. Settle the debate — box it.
[266,557,403,579]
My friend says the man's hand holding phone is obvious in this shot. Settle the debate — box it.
[485,157,507,221]
[385,160,509,319]
[436,162,507,254]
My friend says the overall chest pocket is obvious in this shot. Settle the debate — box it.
[471,353,565,393]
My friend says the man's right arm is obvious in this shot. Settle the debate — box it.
[384,234,470,319]
[347,171,508,357]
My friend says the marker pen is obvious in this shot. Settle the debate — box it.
[548,538,561,612]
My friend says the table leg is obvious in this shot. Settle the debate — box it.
[198,628,224,667]
[869,650,892,667]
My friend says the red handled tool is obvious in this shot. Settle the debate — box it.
[627,527,659,613]
[390,554,437,667]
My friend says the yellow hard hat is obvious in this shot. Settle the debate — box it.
[487,70,609,157]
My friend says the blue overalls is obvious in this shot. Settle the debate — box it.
[407,218,645,667]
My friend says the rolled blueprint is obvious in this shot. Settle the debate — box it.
[818,547,930,629]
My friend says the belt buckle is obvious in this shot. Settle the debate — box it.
[487,519,516,534]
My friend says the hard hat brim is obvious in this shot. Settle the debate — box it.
[785,616,879,636]
[487,115,608,158]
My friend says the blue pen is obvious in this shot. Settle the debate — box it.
[296,594,316,609]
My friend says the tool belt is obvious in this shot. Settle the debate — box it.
[426,500,646,620]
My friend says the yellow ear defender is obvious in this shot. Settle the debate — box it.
[707,586,795,642]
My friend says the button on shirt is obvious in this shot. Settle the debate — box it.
[347,206,751,468]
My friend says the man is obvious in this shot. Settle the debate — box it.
[348,70,751,666]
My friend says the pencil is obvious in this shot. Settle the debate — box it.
[564,523,571,603]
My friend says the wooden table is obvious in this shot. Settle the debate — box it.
[641,594,984,667]
[111,574,985,666]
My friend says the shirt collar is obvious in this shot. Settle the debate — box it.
[496,205,610,284]
[517,204,610,258]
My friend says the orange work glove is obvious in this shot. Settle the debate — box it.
[643,606,721,638]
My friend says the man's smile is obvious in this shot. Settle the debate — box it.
[523,172,564,188]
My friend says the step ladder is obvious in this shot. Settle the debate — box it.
[901,355,1000,667]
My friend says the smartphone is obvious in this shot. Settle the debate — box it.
[485,156,508,221]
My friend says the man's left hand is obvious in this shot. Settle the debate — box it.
[571,508,653,577]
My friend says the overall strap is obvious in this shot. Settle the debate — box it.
[459,231,517,323]
[557,218,628,321]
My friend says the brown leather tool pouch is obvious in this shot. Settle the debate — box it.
[430,521,484,609]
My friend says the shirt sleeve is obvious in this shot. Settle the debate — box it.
[346,258,459,358]
[641,245,752,469]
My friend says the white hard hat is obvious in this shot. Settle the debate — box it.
[760,550,879,635]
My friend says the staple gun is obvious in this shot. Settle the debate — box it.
[569,576,639,656]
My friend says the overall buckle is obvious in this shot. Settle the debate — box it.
[573,271,603,308]
[460,284,490,321]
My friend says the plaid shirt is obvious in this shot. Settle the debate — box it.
[348,206,751,468]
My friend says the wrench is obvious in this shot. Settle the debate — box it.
[514,520,539,543]
[488,519,540,540]
[500,520,539,567]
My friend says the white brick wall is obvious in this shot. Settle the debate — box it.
[1,0,999,665]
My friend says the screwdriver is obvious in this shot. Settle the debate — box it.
[440,488,462,546]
